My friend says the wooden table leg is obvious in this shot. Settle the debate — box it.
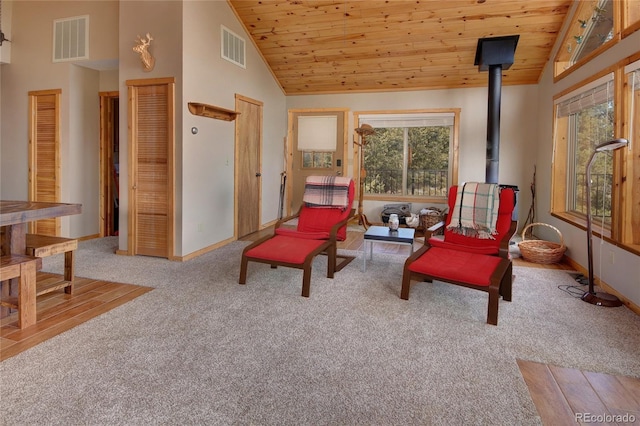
[1,223,30,321]
[18,261,37,329]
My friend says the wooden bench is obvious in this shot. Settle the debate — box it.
[1,254,41,328]
[25,234,77,296]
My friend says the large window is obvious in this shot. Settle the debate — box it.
[552,56,640,254]
[356,111,458,199]
[551,0,639,255]
[554,74,615,225]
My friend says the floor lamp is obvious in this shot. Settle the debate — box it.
[581,138,628,307]
[354,124,375,229]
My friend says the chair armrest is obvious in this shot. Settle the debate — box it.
[241,232,277,254]
[242,208,305,253]
[403,243,432,267]
[423,221,445,242]
[498,220,518,258]
[328,209,355,241]
[274,207,302,230]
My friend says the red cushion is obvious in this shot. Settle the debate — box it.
[408,247,503,286]
[275,227,330,240]
[427,239,502,256]
[430,186,515,255]
[245,235,328,264]
[296,180,355,241]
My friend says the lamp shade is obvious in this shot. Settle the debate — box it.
[595,138,628,152]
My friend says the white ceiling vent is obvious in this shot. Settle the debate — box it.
[221,25,245,69]
[53,15,89,62]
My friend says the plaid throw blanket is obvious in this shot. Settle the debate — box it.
[446,182,500,239]
[303,176,351,209]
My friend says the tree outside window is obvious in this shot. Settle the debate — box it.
[554,75,615,226]
[358,111,456,198]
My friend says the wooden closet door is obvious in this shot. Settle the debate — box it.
[128,79,175,258]
[236,95,263,238]
[28,90,62,236]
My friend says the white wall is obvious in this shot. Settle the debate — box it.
[0,0,12,64]
[286,84,539,225]
[99,69,118,92]
[68,65,100,237]
[1,1,285,257]
[116,1,286,257]
[0,0,118,238]
[180,1,287,256]
[536,30,640,306]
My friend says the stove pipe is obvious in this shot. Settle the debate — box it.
[474,35,520,184]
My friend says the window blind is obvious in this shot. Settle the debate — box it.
[297,116,337,152]
[359,113,454,128]
[555,73,614,117]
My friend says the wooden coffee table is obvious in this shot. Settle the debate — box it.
[363,226,415,271]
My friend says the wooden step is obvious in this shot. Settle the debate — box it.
[26,234,77,257]
[36,278,74,296]
[25,234,77,294]
[0,296,19,310]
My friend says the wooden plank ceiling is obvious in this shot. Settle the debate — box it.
[228,0,573,95]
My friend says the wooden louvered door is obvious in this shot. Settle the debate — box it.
[28,90,62,236]
[127,78,175,258]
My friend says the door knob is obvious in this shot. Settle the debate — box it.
[256,173,262,177]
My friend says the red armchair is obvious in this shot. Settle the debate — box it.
[239,177,355,297]
[401,183,517,325]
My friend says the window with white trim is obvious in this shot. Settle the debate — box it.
[357,111,458,198]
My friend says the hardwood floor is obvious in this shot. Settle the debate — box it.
[518,359,640,425]
[0,272,152,362]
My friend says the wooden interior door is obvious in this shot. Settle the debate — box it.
[127,78,175,258]
[28,89,62,236]
[235,94,263,238]
[288,110,348,212]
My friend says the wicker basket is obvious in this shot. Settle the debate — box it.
[519,223,566,264]
[419,208,445,231]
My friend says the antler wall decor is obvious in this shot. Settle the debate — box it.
[133,33,155,72]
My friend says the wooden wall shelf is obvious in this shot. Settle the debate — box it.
[188,102,240,121]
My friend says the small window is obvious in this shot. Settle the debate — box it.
[302,152,333,169]
[554,0,616,78]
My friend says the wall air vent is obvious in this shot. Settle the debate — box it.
[53,15,89,62]
[221,25,245,69]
